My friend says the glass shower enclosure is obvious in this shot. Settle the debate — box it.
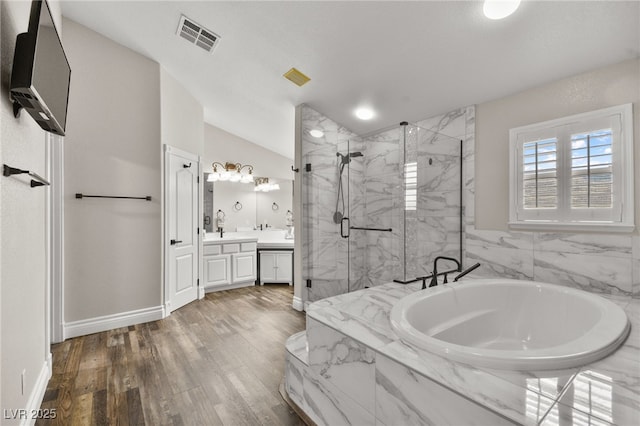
[302,121,462,304]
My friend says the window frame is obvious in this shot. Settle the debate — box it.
[509,104,634,232]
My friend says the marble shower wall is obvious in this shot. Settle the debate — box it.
[301,106,365,302]
[360,122,463,285]
[359,127,404,287]
[409,122,463,279]
[302,104,468,298]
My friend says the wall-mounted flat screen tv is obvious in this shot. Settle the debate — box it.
[10,0,71,136]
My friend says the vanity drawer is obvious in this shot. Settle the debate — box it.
[222,243,240,253]
[241,242,257,252]
[203,244,221,256]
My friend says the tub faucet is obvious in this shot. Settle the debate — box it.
[429,256,461,288]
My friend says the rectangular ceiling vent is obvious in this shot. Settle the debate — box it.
[283,68,311,87]
[176,15,220,53]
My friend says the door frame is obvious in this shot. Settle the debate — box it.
[47,132,64,343]
[162,145,202,317]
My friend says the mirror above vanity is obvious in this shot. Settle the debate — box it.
[204,173,293,232]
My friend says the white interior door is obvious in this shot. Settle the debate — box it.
[166,146,199,313]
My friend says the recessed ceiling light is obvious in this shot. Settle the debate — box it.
[355,107,375,120]
[483,0,521,20]
[309,129,324,138]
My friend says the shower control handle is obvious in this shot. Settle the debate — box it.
[340,217,350,238]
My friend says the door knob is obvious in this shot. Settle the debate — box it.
[170,239,183,245]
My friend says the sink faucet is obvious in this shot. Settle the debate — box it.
[428,256,461,288]
[218,227,224,238]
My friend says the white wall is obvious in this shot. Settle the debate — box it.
[204,123,293,181]
[476,59,640,233]
[62,19,162,324]
[160,69,203,156]
[1,0,60,419]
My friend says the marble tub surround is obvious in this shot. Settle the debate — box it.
[466,227,638,298]
[285,282,640,426]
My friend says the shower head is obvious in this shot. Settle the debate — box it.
[337,151,364,165]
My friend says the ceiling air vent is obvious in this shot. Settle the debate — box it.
[176,15,220,53]
[283,68,311,87]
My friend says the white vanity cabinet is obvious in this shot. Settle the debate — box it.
[203,239,257,292]
[259,250,293,285]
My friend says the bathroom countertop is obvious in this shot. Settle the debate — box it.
[203,235,259,244]
[306,281,640,425]
[204,231,293,249]
[257,239,294,249]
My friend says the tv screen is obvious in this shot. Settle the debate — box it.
[10,0,71,136]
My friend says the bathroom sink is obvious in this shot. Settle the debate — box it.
[390,279,630,370]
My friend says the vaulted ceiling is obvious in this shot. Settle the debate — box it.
[61,1,640,159]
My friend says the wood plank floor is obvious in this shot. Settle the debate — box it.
[37,285,306,426]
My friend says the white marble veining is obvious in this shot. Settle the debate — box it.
[375,353,519,426]
[533,251,633,296]
[533,233,632,258]
[466,242,535,280]
[286,281,639,426]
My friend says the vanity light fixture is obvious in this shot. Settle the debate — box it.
[483,0,521,20]
[254,177,280,192]
[309,129,324,138]
[209,162,254,183]
[355,107,375,120]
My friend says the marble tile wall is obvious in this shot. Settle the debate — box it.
[301,105,467,299]
[423,104,638,299]
[360,127,404,286]
[302,101,636,302]
[412,109,468,278]
[301,106,365,302]
[465,227,638,297]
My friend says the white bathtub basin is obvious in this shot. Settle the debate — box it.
[390,279,630,371]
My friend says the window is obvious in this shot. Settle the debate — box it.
[509,104,634,232]
[404,162,417,211]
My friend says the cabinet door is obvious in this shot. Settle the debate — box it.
[232,252,256,283]
[204,255,231,287]
[275,252,293,282]
[260,252,277,282]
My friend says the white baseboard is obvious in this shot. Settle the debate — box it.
[20,355,52,426]
[64,305,164,340]
[292,296,304,311]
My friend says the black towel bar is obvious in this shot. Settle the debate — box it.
[75,193,152,201]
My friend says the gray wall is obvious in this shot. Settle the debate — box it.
[0,0,62,416]
[62,18,162,322]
